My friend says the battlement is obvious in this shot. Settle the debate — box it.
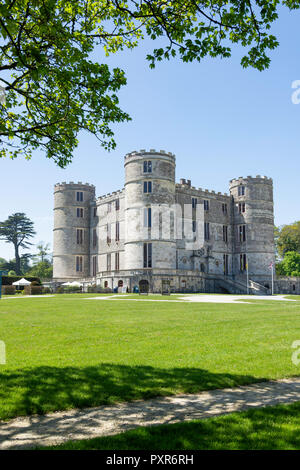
[124,149,175,161]
[54,181,95,191]
[97,188,124,202]
[175,182,229,198]
[229,175,273,186]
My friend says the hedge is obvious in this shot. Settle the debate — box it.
[1,285,16,295]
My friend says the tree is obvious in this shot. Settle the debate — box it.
[275,221,300,258]
[0,1,299,167]
[34,241,51,263]
[27,260,53,279]
[276,251,300,277]
[0,213,35,274]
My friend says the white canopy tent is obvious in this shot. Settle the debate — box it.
[12,278,31,286]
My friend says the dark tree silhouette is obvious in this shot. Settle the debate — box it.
[0,213,35,274]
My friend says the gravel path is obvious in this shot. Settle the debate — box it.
[1,377,300,450]
[86,294,295,303]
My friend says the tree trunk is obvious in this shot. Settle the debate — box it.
[15,245,20,275]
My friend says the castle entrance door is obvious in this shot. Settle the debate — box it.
[139,280,149,294]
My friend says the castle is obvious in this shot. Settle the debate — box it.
[52,149,283,294]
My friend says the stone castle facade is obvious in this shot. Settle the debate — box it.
[53,149,278,294]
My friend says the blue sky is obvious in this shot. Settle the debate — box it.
[1,6,300,260]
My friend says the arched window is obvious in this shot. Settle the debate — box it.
[104,281,108,288]
[118,280,123,287]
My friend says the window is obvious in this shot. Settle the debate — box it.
[238,202,246,214]
[143,160,152,173]
[223,254,229,275]
[192,198,197,209]
[104,281,108,288]
[93,207,97,217]
[223,225,228,243]
[192,220,197,232]
[76,191,83,202]
[107,202,111,213]
[115,199,120,211]
[144,207,152,228]
[115,252,120,271]
[93,228,97,247]
[222,203,227,214]
[115,222,120,242]
[239,225,246,242]
[76,256,83,272]
[107,223,111,244]
[118,279,123,287]
[204,222,210,240]
[143,242,152,268]
[143,181,152,193]
[92,256,97,276]
[238,186,245,196]
[204,200,209,211]
[107,253,111,271]
[76,229,83,245]
[76,207,84,218]
[240,254,247,272]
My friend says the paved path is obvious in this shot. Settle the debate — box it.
[87,294,295,304]
[1,377,300,449]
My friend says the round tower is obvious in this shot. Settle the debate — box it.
[124,149,176,271]
[53,182,95,281]
[229,175,275,282]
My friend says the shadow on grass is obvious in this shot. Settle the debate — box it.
[0,363,266,421]
[46,402,300,450]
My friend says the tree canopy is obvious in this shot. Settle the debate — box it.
[276,251,300,276]
[275,221,300,258]
[0,0,299,166]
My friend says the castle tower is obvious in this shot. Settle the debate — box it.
[53,182,95,280]
[124,149,176,271]
[229,176,275,281]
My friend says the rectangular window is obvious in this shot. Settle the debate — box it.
[92,256,97,276]
[238,186,245,196]
[204,222,210,240]
[115,252,120,271]
[115,222,120,242]
[107,223,111,244]
[93,228,97,247]
[204,200,209,211]
[223,225,228,243]
[143,242,152,268]
[76,229,83,245]
[223,254,229,275]
[107,253,111,271]
[144,207,152,228]
[115,199,120,211]
[143,160,152,173]
[93,207,97,217]
[240,253,247,272]
[76,256,83,272]
[192,220,197,233]
[76,191,83,202]
[143,181,152,193]
[239,225,246,242]
[107,202,111,213]
[238,202,246,214]
[192,198,197,209]
[222,203,227,214]
[76,207,84,218]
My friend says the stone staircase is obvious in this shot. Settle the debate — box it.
[216,276,270,295]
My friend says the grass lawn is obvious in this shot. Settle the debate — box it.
[40,401,300,450]
[0,294,300,421]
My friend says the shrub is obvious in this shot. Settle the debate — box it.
[42,287,52,294]
[1,285,16,295]
[31,286,43,295]
[56,287,64,294]
[31,280,40,286]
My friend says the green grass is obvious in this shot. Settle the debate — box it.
[40,401,300,450]
[1,294,300,421]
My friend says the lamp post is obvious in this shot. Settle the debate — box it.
[0,270,8,299]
